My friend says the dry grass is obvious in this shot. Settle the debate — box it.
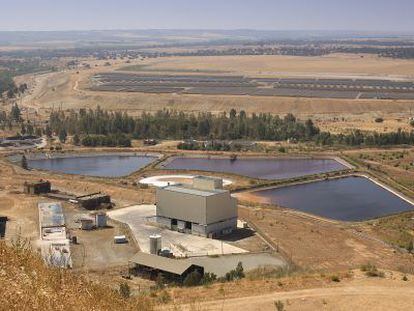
[239,206,414,272]
[0,241,153,311]
[128,54,414,79]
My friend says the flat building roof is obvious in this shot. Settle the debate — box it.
[161,185,227,197]
[38,202,65,228]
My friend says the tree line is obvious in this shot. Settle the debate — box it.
[48,107,321,142]
[3,104,414,147]
[47,107,414,147]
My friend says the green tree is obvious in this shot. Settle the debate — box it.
[58,128,67,143]
[21,155,28,170]
[72,134,80,145]
[45,125,52,138]
[11,104,21,122]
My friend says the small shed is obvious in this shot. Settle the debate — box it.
[94,212,107,228]
[24,180,51,195]
[79,218,94,231]
[130,252,204,283]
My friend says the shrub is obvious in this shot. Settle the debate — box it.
[201,272,217,285]
[330,275,340,282]
[119,282,131,299]
[157,290,171,304]
[225,262,245,282]
[183,271,202,287]
[274,300,285,311]
[375,117,384,123]
[402,275,408,281]
[155,273,165,289]
[361,263,384,278]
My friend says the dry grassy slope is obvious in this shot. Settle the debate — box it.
[0,241,153,311]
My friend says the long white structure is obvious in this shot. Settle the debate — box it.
[38,202,72,268]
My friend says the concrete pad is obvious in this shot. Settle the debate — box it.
[139,175,233,188]
[189,253,287,277]
[108,205,247,257]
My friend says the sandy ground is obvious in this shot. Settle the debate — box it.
[108,205,247,257]
[177,280,414,311]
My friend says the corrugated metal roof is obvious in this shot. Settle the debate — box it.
[162,185,227,197]
[130,252,198,275]
[38,202,65,228]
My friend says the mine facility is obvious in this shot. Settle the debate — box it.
[38,202,72,268]
[156,176,237,237]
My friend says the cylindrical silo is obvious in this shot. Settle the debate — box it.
[149,234,162,255]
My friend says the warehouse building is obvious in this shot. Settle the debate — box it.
[156,176,237,237]
[130,252,204,283]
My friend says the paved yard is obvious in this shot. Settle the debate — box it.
[189,253,287,277]
[108,205,247,257]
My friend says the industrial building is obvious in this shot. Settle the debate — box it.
[130,252,204,283]
[156,176,237,237]
[24,180,51,195]
[77,193,111,210]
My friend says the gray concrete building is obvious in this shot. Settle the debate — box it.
[156,176,237,237]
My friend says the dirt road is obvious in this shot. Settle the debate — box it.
[177,282,414,310]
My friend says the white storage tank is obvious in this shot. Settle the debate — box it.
[95,212,107,228]
[149,234,162,255]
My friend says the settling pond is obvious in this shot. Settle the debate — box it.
[163,157,348,180]
[25,154,158,177]
[251,176,414,221]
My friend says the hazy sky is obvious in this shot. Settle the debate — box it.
[1,0,413,32]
